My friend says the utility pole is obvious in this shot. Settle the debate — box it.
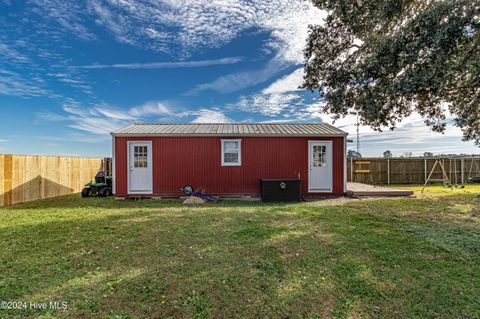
[356,115,360,154]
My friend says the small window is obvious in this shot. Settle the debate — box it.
[134,145,148,168]
[221,139,241,166]
[312,145,326,167]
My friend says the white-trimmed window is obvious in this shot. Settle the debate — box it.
[221,139,241,166]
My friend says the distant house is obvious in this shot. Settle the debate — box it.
[111,123,348,198]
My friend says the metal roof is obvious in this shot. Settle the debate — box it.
[112,123,347,137]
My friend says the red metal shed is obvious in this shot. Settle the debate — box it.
[111,123,348,198]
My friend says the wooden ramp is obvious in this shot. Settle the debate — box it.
[347,182,413,198]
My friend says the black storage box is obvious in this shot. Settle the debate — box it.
[260,179,301,202]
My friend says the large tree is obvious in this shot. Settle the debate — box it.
[303,0,480,145]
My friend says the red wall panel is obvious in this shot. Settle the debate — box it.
[115,136,345,196]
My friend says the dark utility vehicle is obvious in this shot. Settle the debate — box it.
[82,171,112,197]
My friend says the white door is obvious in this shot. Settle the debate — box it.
[308,141,333,192]
[128,142,153,194]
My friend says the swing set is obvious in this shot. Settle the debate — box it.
[421,156,480,193]
[468,157,480,183]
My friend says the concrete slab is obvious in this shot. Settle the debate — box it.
[347,182,414,197]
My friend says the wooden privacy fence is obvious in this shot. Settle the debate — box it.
[347,157,480,185]
[0,154,110,206]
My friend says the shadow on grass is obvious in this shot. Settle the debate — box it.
[1,205,328,317]
[13,189,478,211]
[1,192,479,318]
[3,193,310,210]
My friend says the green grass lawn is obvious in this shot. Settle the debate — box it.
[1,185,480,319]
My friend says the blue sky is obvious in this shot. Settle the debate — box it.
[0,0,478,157]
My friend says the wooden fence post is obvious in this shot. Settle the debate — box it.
[424,158,427,183]
[449,159,452,182]
[3,155,13,206]
[350,157,353,182]
[461,158,464,184]
[387,158,390,185]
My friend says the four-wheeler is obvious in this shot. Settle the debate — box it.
[82,171,112,197]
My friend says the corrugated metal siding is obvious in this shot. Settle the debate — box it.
[112,123,347,136]
[115,136,345,196]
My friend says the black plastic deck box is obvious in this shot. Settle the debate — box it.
[260,179,301,202]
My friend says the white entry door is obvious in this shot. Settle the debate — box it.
[308,141,333,192]
[128,142,153,194]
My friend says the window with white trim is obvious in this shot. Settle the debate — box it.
[221,139,241,166]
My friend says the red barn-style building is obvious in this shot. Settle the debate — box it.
[111,123,348,198]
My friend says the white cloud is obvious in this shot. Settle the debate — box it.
[259,119,297,123]
[30,0,96,40]
[0,5,97,100]
[34,111,70,122]
[129,102,172,117]
[189,61,285,94]
[287,101,471,149]
[190,109,232,123]
[178,1,325,94]
[35,101,232,135]
[46,72,93,95]
[24,0,326,95]
[0,33,93,98]
[73,57,243,69]
[35,100,169,135]
[262,68,304,94]
[233,92,302,116]
[36,132,109,143]
[259,2,326,64]
[60,104,124,135]
[30,0,326,62]
[0,68,51,97]
[0,43,30,63]
[94,107,136,121]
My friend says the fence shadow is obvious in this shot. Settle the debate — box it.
[0,154,107,207]
[0,175,74,206]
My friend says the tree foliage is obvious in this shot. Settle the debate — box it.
[347,149,362,158]
[383,150,393,158]
[303,0,480,145]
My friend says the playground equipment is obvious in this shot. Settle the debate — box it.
[422,156,480,192]
[450,158,465,188]
[468,157,480,183]
[422,159,451,192]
